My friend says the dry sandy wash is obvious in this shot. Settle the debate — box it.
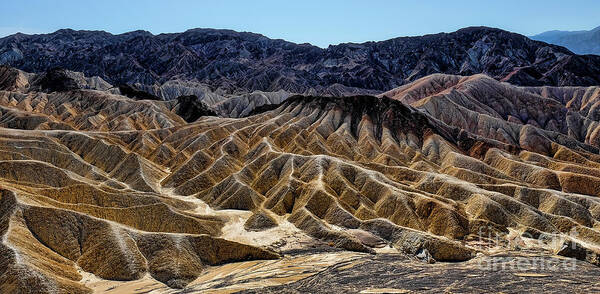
[1,66,600,293]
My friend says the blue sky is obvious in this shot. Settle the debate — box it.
[1,0,598,47]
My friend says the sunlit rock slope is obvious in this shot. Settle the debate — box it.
[2,68,600,292]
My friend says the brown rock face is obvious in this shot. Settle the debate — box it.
[244,210,279,231]
[382,73,600,153]
[0,66,29,91]
[2,66,600,291]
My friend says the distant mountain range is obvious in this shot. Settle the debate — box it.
[532,26,600,55]
[1,26,600,99]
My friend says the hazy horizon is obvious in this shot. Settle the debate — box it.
[1,0,599,48]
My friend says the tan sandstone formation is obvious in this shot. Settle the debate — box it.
[1,67,600,291]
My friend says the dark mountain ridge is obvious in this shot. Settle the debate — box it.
[2,26,600,95]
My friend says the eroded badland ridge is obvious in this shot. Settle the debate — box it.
[1,27,600,293]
